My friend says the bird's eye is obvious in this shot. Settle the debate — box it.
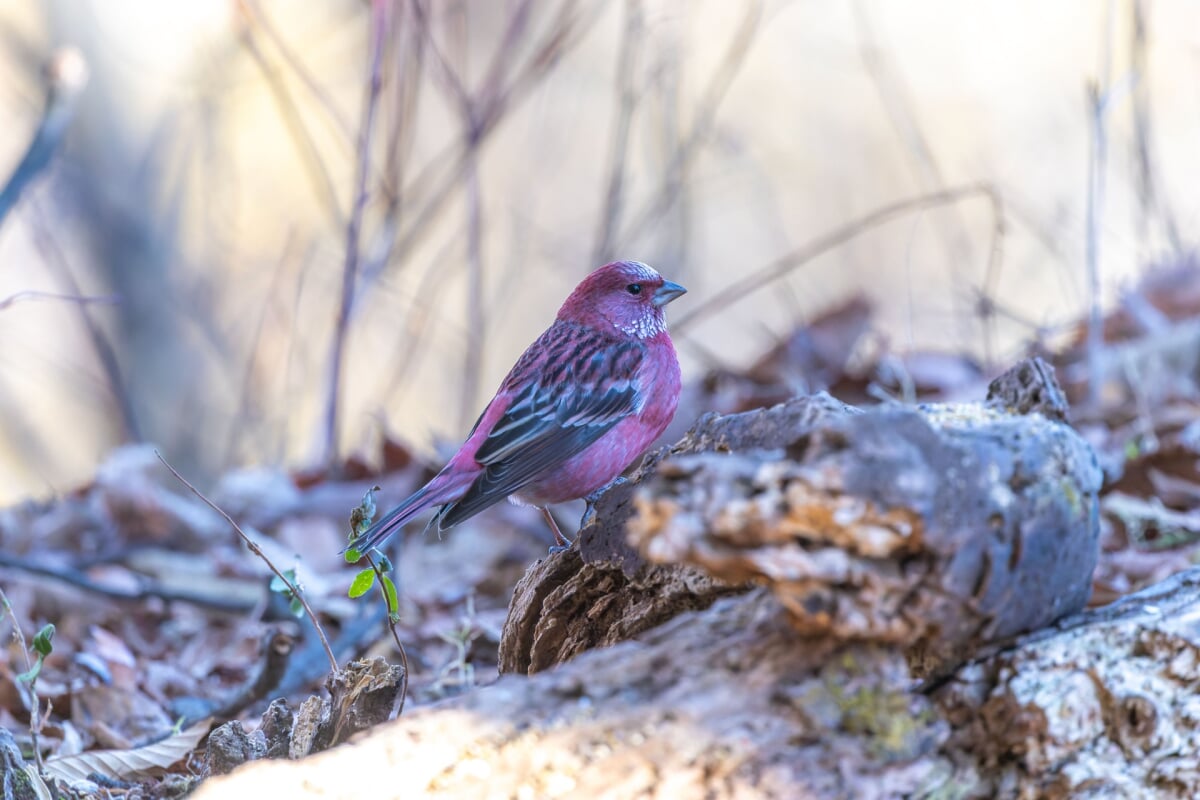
[626,283,642,295]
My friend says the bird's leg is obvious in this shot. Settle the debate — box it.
[540,507,572,551]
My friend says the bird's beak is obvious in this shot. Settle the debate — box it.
[652,280,687,307]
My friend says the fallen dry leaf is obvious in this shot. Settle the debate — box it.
[43,718,211,784]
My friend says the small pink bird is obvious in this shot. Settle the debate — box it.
[349,260,686,553]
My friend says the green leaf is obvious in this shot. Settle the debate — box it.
[16,657,42,684]
[31,624,54,657]
[348,568,376,599]
[270,568,298,596]
[381,575,398,614]
[288,597,304,618]
[343,547,362,563]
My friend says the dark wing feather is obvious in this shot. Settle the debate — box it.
[437,328,644,527]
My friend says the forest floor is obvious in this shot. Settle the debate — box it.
[3,260,1200,798]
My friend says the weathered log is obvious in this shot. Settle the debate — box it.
[193,567,1200,799]
[935,566,1200,798]
[498,393,857,674]
[194,360,1160,798]
[504,358,1100,677]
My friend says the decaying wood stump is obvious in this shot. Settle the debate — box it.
[202,657,403,777]
[503,356,1100,677]
[498,393,861,674]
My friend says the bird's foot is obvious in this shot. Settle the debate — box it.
[540,507,573,551]
[585,475,629,504]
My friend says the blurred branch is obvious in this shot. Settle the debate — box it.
[367,0,598,424]
[0,290,116,313]
[365,1,426,281]
[1085,0,1116,407]
[853,2,980,348]
[236,10,345,227]
[591,0,644,265]
[382,1,426,199]
[0,47,88,229]
[462,154,485,429]
[623,0,763,244]
[378,235,457,404]
[27,199,143,442]
[1129,0,1182,254]
[408,0,493,427]
[410,0,471,111]
[0,552,256,613]
[225,233,313,466]
[674,183,1002,334]
[239,0,357,146]
[361,0,605,292]
[323,0,390,467]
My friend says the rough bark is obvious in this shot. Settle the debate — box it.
[194,571,1200,799]
[498,393,860,674]
[935,566,1200,798]
[503,357,1100,678]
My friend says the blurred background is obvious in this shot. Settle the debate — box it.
[0,0,1194,503]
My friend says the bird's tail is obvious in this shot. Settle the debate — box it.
[343,470,470,555]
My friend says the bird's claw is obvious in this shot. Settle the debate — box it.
[548,540,573,555]
[585,475,629,504]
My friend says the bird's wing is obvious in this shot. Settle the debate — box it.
[437,330,645,527]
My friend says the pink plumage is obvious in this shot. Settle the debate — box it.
[348,260,686,553]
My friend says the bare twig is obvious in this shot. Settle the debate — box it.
[968,184,1008,371]
[0,290,117,313]
[156,451,338,674]
[852,1,977,346]
[323,0,390,467]
[591,0,644,265]
[355,1,426,297]
[360,0,605,293]
[408,0,535,425]
[27,200,143,442]
[0,588,44,777]
[622,0,764,244]
[460,154,486,429]
[1129,0,1182,254]
[380,0,425,205]
[224,234,312,466]
[378,234,458,403]
[238,0,357,146]
[1085,0,1116,406]
[236,17,345,226]
[673,183,1002,334]
[409,0,471,111]
[431,594,479,694]
[0,47,88,229]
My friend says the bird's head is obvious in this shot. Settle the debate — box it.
[558,261,687,339]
